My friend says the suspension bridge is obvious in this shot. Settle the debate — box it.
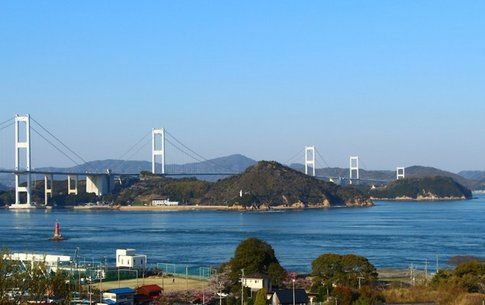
[0,114,404,209]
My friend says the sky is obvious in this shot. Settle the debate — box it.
[0,1,484,172]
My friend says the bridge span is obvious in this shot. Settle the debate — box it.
[0,114,399,209]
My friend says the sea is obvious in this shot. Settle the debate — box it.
[0,195,484,273]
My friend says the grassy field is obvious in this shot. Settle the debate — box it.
[93,275,208,292]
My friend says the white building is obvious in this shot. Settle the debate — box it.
[242,274,272,293]
[116,249,147,269]
[5,252,71,272]
[152,198,179,206]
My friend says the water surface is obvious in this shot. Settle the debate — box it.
[1,195,484,272]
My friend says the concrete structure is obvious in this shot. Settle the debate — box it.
[44,174,53,205]
[67,175,78,195]
[86,171,114,196]
[304,146,316,177]
[116,249,147,269]
[152,128,165,174]
[396,167,405,180]
[151,198,179,206]
[349,156,359,183]
[102,288,135,305]
[12,114,33,208]
[5,252,71,272]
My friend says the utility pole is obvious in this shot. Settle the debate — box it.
[241,269,245,305]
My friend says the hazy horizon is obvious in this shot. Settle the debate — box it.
[1,1,484,172]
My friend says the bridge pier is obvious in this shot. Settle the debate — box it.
[67,175,78,195]
[349,156,359,185]
[86,174,113,196]
[304,146,316,176]
[11,114,33,209]
[44,174,54,205]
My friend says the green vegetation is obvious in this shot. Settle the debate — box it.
[253,288,268,305]
[369,176,472,200]
[224,237,287,291]
[111,161,372,207]
[204,161,371,207]
[0,250,72,304]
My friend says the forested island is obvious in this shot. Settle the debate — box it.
[0,161,373,209]
[369,176,473,201]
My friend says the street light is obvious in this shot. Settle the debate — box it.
[292,278,296,305]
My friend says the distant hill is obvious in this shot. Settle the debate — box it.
[458,170,485,182]
[204,161,372,207]
[37,154,256,175]
[369,176,473,200]
[290,164,483,189]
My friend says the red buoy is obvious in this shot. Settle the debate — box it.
[50,220,65,241]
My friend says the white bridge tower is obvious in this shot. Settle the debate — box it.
[396,167,405,180]
[304,146,316,177]
[12,114,33,208]
[349,156,359,183]
[152,128,165,174]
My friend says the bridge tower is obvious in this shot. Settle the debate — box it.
[349,156,359,184]
[396,167,405,180]
[304,146,316,177]
[13,114,33,208]
[152,128,165,174]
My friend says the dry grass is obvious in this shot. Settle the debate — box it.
[383,286,484,305]
[92,275,208,292]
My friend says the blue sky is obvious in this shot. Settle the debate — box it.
[0,1,484,172]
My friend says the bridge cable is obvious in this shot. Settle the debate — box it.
[30,126,81,166]
[316,150,331,168]
[284,149,304,165]
[0,121,14,132]
[165,130,235,173]
[31,117,87,164]
[118,130,152,160]
[116,137,152,171]
[0,117,14,127]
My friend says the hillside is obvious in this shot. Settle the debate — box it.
[37,154,256,175]
[203,161,372,207]
[111,161,373,208]
[369,176,473,200]
[458,170,485,182]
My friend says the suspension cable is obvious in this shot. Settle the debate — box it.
[285,149,304,165]
[0,121,14,132]
[165,130,234,172]
[118,130,152,160]
[0,117,14,127]
[316,150,330,168]
[31,116,87,164]
[31,126,81,166]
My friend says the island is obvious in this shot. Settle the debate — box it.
[369,176,473,201]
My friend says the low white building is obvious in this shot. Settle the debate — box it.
[152,198,179,206]
[116,249,147,269]
[242,274,272,293]
[5,252,71,272]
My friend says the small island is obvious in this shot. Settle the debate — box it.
[115,161,373,210]
[369,176,473,201]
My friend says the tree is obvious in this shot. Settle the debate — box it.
[0,250,72,304]
[253,288,268,305]
[311,253,377,291]
[226,238,286,292]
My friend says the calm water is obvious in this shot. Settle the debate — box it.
[1,195,484,272]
